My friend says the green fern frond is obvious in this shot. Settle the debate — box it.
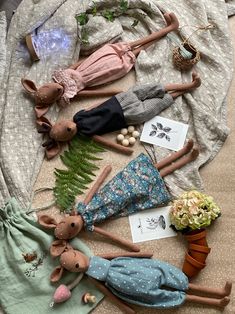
[70,147,103,161]
[72,136,105,153]
[68,177,88,190]
[75,168,94,182]
[54,169,71,176]
[53,136,105,212]
[63,150,100,170]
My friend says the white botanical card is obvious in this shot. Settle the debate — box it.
[128,206,177,243]
[140,116,189,151]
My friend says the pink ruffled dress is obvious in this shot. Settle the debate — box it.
[53,42,136,106]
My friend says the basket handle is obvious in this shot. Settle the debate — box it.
[180,23,215,49]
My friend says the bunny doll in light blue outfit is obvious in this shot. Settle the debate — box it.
[50,247,232,312]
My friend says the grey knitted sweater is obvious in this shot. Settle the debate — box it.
[116,83,174,124]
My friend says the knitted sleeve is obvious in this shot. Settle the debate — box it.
[123,93,174,125]
[131,83,166,100]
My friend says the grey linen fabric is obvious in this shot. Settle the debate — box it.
[0,12,6,83]
[0,0,234,207]
[116,83,174,124]
[226,0,235,16]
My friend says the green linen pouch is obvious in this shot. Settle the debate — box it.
[0,198,103,314]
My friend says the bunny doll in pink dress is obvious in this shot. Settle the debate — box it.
[21,12,179,117]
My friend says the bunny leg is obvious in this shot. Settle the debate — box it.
[153,139,194,170]
[164,72,201,92]
[159,147,199,177]
[129,12,179,50]
[188,281,232,298]
[186,295,230,308]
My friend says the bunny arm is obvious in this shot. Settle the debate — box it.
[84,101,108,112]
[93,226,140,252]
[71,165,112,216]
[83,165,112,205]
[97,252,153,260]
[92,135,133,155]
[76,88,123,97]
[88,277,136,314]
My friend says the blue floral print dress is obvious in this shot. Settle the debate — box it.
[86,256,188,309]
[76,153,171,231]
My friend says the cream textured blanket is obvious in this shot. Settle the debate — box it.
[0,1,233,204]
[0,1,235,314]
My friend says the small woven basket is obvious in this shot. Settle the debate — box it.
[173,42,200,71]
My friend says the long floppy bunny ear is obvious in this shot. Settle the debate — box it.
[42,138,56,149]
[44,141,61,159]
[37,124,52,134]
[50,240,68,257]
[36,116,53,129]
[35,105,50,118]
[21,78,38,93]
[36,117,52,134]
[50,266,64,282]
[38,214,57,228]
[36,117,62,159]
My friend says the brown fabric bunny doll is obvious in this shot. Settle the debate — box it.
[49,243,232,313]
[39,140,199,244]
[36,73,201,159]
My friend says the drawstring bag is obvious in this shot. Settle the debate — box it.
[0,198,103,314]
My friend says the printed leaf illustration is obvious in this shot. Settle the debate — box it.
[163,127,171,133]
[165,135,171,141]
[149,130,157,136]
[157,132,166,138]
[151,124,158,130]
[53,136,105,212]
[146,217,159,229]
[146,216,166,230]
[156,123,163,130]
[158,215,166,229]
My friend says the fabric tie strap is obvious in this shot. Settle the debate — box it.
[27,187,56,214]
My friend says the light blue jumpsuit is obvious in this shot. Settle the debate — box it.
[86,256,188,309]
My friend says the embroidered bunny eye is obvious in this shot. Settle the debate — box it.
[67,127,72,132]
[75,263,79,268]
[71,223,75,227]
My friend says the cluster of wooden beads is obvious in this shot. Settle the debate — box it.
[116,126,140,147]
